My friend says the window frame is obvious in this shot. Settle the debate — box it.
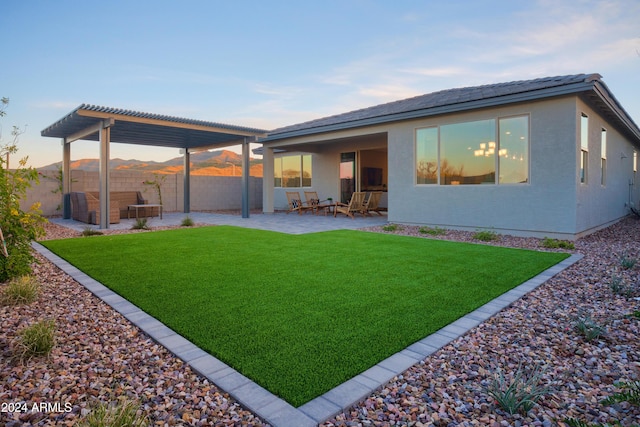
[273,154,312,188]
[601,128,607,186]
[415,114,530,186]
[580,113,589,184]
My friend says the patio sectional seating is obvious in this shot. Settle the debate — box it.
[71,191,158,224]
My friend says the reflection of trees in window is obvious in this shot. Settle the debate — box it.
[274,154,312,187]
[416,116,529,185]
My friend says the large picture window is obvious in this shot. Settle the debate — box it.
[416,115,529,185]
[274,154,312,188]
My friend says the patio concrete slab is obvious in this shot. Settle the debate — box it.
[33,218,583,427]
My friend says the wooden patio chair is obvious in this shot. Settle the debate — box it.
[364,191,385,216]
[304,191,332,215]
[285,191,314,215]
[334,192,367,219]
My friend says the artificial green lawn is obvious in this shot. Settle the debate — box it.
[42,226,569,406]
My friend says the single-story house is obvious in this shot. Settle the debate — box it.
[259,73,640,239]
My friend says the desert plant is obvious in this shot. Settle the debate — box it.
[573,311,606,342]
[13,319,55,361]
[601,381,640,406]
[82,226,104,237]
[0,97,47,281]
[541,237,575,250]
[181,216,194,227]
[382,224,402,232]
[78,397,148,427]
[564,381,640,426]
[609,275,636,298]
[1,275,39,305]
[142,173,166,206]
[473,229,498,242]
[131,218,150,230]
[618,252,637,269]
[420,226,446,236]
[484,363,551,415]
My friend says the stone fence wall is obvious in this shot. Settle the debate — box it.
[22,170,263,217]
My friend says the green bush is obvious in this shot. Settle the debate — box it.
[541,237,575,250]
[131,218,150,230]
[419,226,446,236]
[619,252,637,270]
[0,98,47,281]
[484,363,550,415]
[181,216,194,227]
[382,224,401,232]
[78,397,148,427]
[473,230,498,242]
[1,275,39,305]
[82,227,104,237]
[573,311,606,342]
[14,319,56,361]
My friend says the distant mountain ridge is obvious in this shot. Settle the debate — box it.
[40,150,263,177]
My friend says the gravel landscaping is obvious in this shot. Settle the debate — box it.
[1,217,639,426]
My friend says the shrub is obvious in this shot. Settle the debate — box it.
[82,227,104,237]
[541,237,575,250]
[181,216,194,227]
[13,319,56,361]
[0,97,47,281]
[573,311,606,342]
[473,230,498,242]
[78,397,148,427]
[382,224,401,232]
[609,275,636,298]
[419,226,446,236]
[483,363,550,415]
[1,275,39,305]
[618,252,637,270]
[131,218,150,230]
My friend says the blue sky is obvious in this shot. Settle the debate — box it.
[2,0,639,168]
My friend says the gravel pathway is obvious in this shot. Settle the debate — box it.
[1,218,638,426]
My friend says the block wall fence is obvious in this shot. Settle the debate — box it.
[21,170,263,217]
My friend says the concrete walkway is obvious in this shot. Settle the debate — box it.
[49,211,389,234]
[37,212,583,426]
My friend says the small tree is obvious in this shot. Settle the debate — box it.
[142,173,166,206]
[0,97,46,282]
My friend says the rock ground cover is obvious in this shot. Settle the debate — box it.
[0,217,638,426]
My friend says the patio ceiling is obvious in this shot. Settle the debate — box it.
[42,104,268,150]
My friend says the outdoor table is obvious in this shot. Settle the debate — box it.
[127,204,163,220]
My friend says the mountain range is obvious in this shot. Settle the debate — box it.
[39,150,263,177]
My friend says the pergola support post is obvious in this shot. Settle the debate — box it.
[98,119,113,229]
[241,137,253,218]
[262,146,274,213]
[62,139,71,219]
[183,149,190,213]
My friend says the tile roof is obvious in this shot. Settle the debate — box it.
[264,73,639,143]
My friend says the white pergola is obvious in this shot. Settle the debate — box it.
[42,105,267,228]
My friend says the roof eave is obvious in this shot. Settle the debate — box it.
[261,81,597,143]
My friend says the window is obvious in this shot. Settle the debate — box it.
[634,151,638,184]
[499,116,529,184]
[441,119,495,185]
[416,127,438,184]
[274,154,312,187]
[601,128,607,186]
[415,115,529,185]
[580,114,588,184]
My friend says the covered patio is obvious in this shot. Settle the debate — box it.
[41,105,268,228]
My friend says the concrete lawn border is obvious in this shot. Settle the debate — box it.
[33,242,582,427]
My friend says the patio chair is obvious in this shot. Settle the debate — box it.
[304,191,332,215]
[285,191,314,215]
[334,191,367,219]
[364,191,385,216]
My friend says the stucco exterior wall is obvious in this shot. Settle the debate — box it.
[387,97,580,238]
[22,170,263,216]
[574,98,639,236]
